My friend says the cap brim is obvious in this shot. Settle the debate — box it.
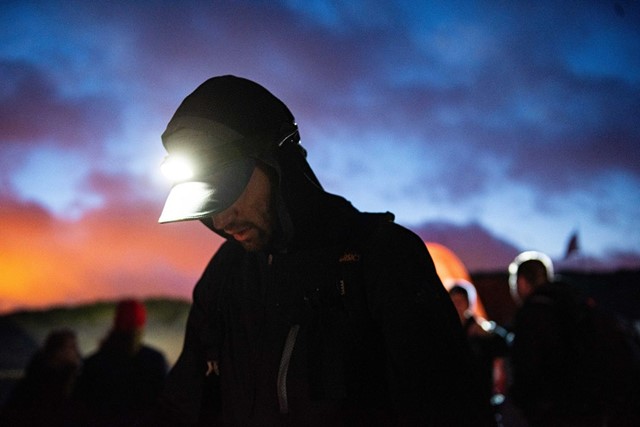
[159,158,255,223]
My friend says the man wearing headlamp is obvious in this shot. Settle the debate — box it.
[154,76,492,426]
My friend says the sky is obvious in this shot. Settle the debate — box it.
[1,0,639,313]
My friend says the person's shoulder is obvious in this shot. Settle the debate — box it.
[357,214,432,269]
[78,350,108,376]
[528,280,581,306]
[139,344,165,356]
[205,239,245,270]
[139,345,168,362]
[213,239,244,258]
[82,349,105,364]
[366,215,426,252]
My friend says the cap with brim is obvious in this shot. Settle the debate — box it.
[158,75,295,223]
[159,157,255,223]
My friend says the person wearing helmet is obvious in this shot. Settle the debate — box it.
[448,283,509,419]
[507,252,640,426]
[153,76,493,426]
[507,250,555,306]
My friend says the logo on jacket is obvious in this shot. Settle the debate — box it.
[338,251,361,264]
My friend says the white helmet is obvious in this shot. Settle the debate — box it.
[508,251,554,304]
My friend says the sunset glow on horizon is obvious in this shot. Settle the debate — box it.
[0,195,223,313]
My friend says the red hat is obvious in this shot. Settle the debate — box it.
[114,299,146,332]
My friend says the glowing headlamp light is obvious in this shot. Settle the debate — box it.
[161,155,195,182]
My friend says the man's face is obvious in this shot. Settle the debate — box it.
[211,163,276,251]
[516,276,533,301]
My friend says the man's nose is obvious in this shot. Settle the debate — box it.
[211,207,235,230]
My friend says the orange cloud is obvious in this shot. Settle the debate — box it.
[0,196,223,314]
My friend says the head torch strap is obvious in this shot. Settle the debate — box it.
[277,127,300,148]
[162,124,301,183]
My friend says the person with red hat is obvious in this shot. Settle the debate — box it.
[73,299,168,426]
[113,299,147,332]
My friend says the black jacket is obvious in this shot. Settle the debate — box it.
[510,281,640,426]
[157,143,492,426]
[74,340,168,426]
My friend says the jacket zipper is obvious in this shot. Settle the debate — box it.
[277,324,300,414]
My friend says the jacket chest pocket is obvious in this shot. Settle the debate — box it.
[301,253,372,343]
[297,252,381,400]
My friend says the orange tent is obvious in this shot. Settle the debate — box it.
[425,242,488,320]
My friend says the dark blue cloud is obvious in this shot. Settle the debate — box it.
[0,60,120,147]
[412,221,521,272]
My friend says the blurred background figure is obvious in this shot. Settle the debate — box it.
[508,251,640,427]
[508,251,555,307]
[448,281,508,424]
[0,328,82,426]
[74,299,168,426]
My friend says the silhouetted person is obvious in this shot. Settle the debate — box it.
[449,283,508,425]
[74,299,168,426]
[0,328,81,427]
[149,75,493,426]
[509,251,640,427]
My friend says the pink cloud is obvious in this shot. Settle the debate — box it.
[0,190,223,314]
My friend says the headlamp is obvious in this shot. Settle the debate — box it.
[158,155,256,223]
[160,137,258,185]
[161,155,195,182]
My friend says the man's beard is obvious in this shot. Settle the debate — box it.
[236,225,272,252]
[235,193,279,252]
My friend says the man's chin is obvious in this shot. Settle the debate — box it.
[239,241,262,252]
[235,234,270,252]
